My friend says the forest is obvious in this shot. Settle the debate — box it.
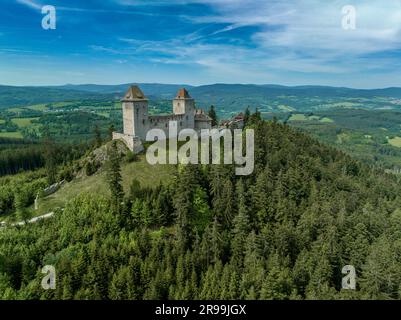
[0,114,400,300]
[264,108,401,171]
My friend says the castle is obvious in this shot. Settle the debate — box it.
[113,85,212,152]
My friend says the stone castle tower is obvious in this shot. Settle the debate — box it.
[113,85,212,152]
[121,86,149,139]
[173,88,195,129]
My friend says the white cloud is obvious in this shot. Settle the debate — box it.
[87,1,401,86]
[16,0,42,10]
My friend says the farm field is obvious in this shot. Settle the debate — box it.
[0,131,23,138]
[11,117,40,127]
[388,136,401,148]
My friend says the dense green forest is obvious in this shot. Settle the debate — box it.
[0,116,400,300]
[0,86,113,109]
[264,109,401,170]
[0,136,94,217]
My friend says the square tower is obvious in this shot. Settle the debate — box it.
[173,88,195,128]
[121,85,149,140]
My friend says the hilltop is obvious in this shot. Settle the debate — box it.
[0,140,176,222]
[0,118,401,299]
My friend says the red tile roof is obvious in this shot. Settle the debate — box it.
[176,88,192,99]
[121,85,148,101]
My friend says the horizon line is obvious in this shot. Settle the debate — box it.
[1,82,401,91]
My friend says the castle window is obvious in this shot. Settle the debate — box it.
[165,123,168,128]
[180,121,182,127]
[186,115,188,120]
[143,119,145,125]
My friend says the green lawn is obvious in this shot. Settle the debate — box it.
[51,102,72,108]
[289,114,334,123]
[27,104,48,111]
[0,119,5,124]
[278,105,295,112]
[320,117,334,123]
[96,111,110,118]
[0,131,23,139]
[11,117,40,127]
[7,107,25,113]
[321,102,363,108]
[289,114,308,121]
[336,132,350,144]
[34,155,176,216]
[388,136,401,148]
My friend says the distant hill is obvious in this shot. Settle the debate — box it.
[2,83,401,112]
[56,83,193,99]
[0,85,114,109]
[58,83,401,99]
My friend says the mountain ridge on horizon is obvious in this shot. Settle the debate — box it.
[2,82,401,91]
[1,82,401,111]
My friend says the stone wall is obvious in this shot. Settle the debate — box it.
[112,132,144,153]
[195,120,212,130]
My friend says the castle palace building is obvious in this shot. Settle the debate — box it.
[113,85,212,152]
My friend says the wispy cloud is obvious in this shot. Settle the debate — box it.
[5,0,401,87]
[16,0,42,10]
[89,45,128,55]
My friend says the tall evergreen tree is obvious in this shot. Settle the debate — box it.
[208,105,218,127]
[108,124,115,141]
[43,128,57,185]
[106,141,124,209]
[231,179,250,268]
[244,106,251,126]
[94,125,102,148]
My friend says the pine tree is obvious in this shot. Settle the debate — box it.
[173,165,199,250]
[260,253,294,300]
[94,124,102,148]
[106,141,124,209]
[108,124,115,141]
[208,105,218,127]
[231,179,250,268]
[43,128,57,185]
[221,178,236,228]
[244,106,251,126]
[210,218,223,264]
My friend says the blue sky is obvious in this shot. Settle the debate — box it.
[1,0,401,88]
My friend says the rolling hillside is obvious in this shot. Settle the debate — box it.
[1,119,401,300]
[0,86,114,109]
[2,83,401,113]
